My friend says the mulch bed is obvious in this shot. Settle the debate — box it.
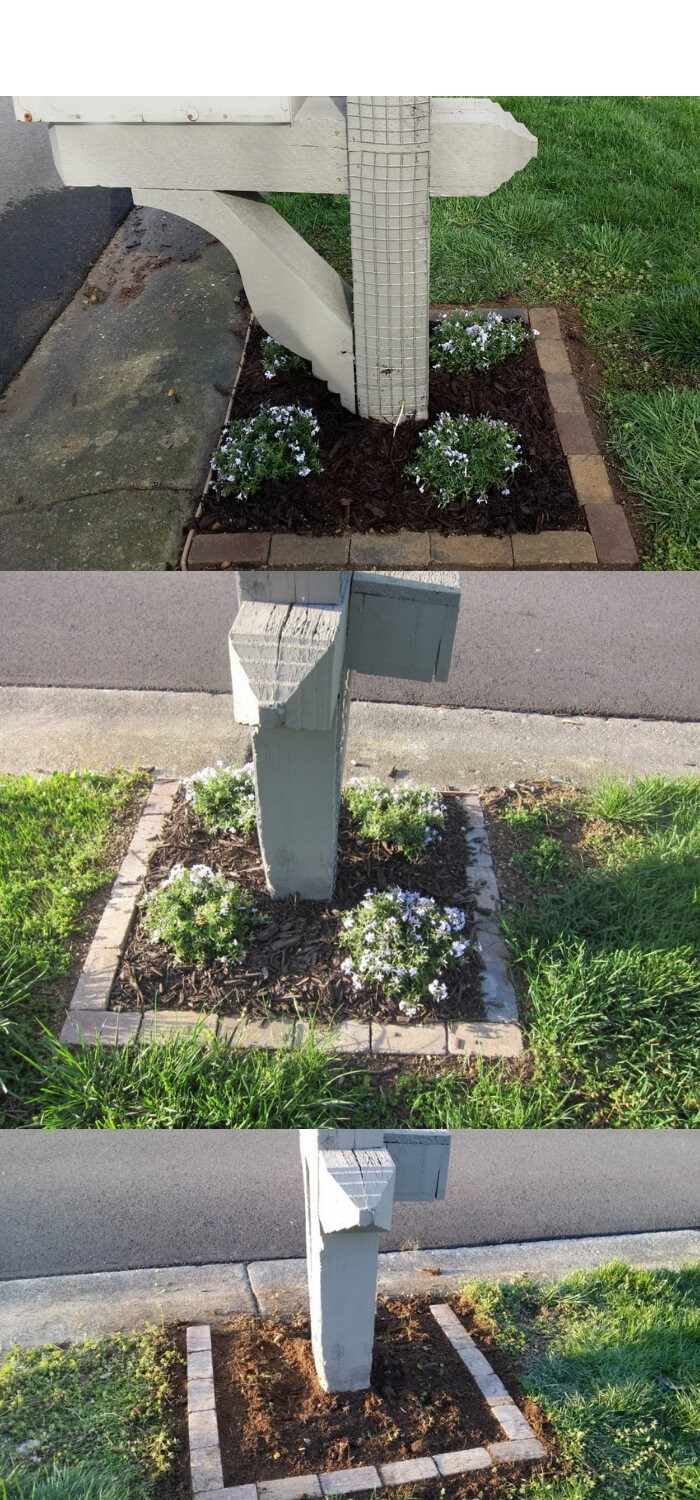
[111,792,483,1024]
[193,317,584,538]
[212,1299,502,1484]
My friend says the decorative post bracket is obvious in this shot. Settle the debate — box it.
[27,95,537,419]
[229,570,459,899]
[300,1128,451,1391]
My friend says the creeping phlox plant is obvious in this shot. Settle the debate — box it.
[211,404,322,501]
[183,762,257,836]
[260,335,310,379]
[142,864,263,965]
[344,780,446,860]
[339,886,470,1018]
[430,308,535,373]
[406,413,524,509]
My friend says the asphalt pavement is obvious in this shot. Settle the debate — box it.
[0,96,131,394]
[1,1131,698,1280]
[1,571,698,718]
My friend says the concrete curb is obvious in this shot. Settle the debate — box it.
[2,1231,698,1351]
[184,307,638,574]
[185,1305,545,1499]
[60,786,523,1059]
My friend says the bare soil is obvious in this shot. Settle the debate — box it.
[210,1298,539,1487]
[193,317,584,538]
[112,793,483,1024]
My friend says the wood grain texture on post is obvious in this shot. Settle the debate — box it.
[347,97,431,422]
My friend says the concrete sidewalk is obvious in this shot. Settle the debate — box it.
[2,1230,698,1350]
[0,687,697,784]
[0,206,245,569]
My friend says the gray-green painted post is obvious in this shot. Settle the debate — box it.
[230,571,460,900]
[347,97,431,422]
[300,1129,451,1391]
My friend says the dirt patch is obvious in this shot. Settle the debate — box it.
[111,793,483,1023]
[213,1299,502,1483]
[481,780,620,911]
[193,318,583,538]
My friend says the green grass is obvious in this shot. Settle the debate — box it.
[25,775,698,1130]
[0,1328,182,1500]
[0,770,147,1120]
[270,97,700,567]
[460,1261,700,1498]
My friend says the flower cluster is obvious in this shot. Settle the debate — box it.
[405,412,524,509]
[431,308,536,373]
[183,762,257,836]
[344,779,446,861]
[260,335,310,379]
[211,404,322,501]
[338,886,470,1017]
[142,864,263,965]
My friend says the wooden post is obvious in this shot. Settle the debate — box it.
[300,1129,451,1391]
[229,572,460,899]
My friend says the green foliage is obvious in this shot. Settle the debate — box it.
[260,336,310,378]
[29,1025,362,1129]
[142,864,263,965]
[464,1263,700,1499]
[183,762,257,836]
[0,1467,124,1499]
[0,771,146,1118]
[0,1328,181,1500]
[430,307,533,372]
[338,886,469,1018]
[605,386,700,568]
[405,412,524,508]
[212,403,322,501]
[343,780,445,859]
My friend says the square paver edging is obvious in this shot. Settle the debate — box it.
[61,791,524,1060]
[182,306,638,573]
[186,1304,545,1498]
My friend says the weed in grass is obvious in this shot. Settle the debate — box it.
[0,1328,181,1500]
[343,781,446,859]
[511,835,574,884]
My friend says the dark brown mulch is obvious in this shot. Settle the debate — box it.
[194,318,584,538]
[111,793,483,1023]
[213,1299,506,1486]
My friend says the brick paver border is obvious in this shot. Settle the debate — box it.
[60,784,523,1060]
[182,307,638,573]
[186,1304,545,1498]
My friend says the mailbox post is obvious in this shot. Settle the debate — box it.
[15,96,536,421]
[300,1128,451,1391]
[229,570,460,899]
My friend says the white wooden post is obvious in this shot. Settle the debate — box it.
[229,571,459,899]
[347,97,431,422]
[300,1129,451,1391]
[17,98,537,419]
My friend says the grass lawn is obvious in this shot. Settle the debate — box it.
[0,769,149,1124]
[459,1260,700,1498]
[271,97,700,569]
[0,1327,183,1500]
[25,775,699,1130]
